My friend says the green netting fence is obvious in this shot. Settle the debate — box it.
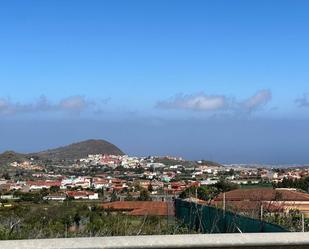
[175,199,288,233]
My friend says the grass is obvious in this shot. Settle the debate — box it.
[239,183,273,189]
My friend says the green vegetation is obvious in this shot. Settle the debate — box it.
[0,202,190,240]
[179,186,216,201]
[240,182,273,189]
[273,177,309,192]
[197,160,223,167]
[264,209,309,232]
[213,179,239,192]
[0,139,124,166]
[110,191,119,202]
[179,180,239,201]
[138,189,151,201]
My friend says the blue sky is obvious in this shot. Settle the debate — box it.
[1,0,309,163]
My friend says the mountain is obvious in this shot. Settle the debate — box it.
[32,139,125,160]
[0,151,28,166]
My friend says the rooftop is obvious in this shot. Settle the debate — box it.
[214,188,309,202]
[101,201,174,216]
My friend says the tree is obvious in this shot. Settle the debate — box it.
[133,183,142,191]
[214,179,238,193]
[138,188,150,201]
[179,186,217,201]
[124,192,134,201]
[73,212,81,227]
[110,191,118,202]
[148,184,153,193]
[2,173,10,180]
[50,186,60,193]
[273,176,309,192]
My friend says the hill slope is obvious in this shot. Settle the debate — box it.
[0,151,29,166]
[33,139,124,160]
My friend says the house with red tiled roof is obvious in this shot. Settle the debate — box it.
[214,188,309,202]
[110,178,128,191]
[164,181,200,195]
[150,179,164,190]
[27,181,61,191]
[213,188,309,216]
[92,178,110,189]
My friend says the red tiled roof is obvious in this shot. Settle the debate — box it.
[27,181,61,187]
[214,188,309,202]
[101,201,174,216]
[213,200,284,212]
[93,179,109,184]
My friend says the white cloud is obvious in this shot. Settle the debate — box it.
[156,94,228,111]
[0,99,8,109]
[241,90,272,112]
[59,96,93,112]
[0,95,102,116]
[295,93,309,108]
[0,98,25,115]
[157,89,272,114]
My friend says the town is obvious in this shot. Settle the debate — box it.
[0,136,309,240]
[1,152,309,220]
[1,153,307,200]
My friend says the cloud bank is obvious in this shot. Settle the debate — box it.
[0,95,98,116]
[0,89,273,118]
[295,93,309,108]
[156,89,272,114]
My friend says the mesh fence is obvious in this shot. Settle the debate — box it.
[175,199,288,233]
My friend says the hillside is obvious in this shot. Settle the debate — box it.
[153,157,223,168]
[0,151,28,166]
[32,139,125,160]
[198,160,223,167]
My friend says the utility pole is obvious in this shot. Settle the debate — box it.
[260,204,263,221]
[166,190,168,228]
[223,192,226,216]
[302,213,305,232]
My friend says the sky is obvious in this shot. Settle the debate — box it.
[1,0,309,164]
